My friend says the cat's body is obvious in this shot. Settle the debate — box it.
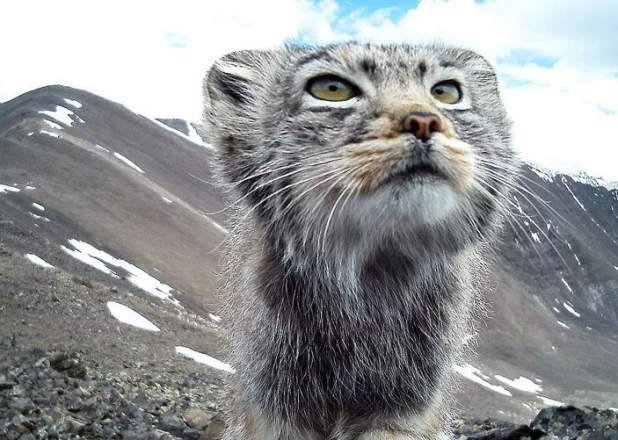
[203,43,518,439]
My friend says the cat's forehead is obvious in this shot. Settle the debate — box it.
[288,44,488,81]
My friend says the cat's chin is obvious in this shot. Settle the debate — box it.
[341,178,464,231]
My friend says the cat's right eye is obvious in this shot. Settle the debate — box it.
[306,75,358,102]
[431,80,462,104]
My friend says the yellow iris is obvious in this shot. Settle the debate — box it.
[431,81,462,104]
[307,76,356,102]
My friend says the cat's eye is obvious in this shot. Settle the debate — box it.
[306,75,358,102]
[431,80,462,104]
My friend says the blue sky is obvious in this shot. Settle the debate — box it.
[337,0,422,20]
[2,0,618,180]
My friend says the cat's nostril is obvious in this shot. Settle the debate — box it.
[402,112,443,141]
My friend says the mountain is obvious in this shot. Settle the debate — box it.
[1,85,616,433]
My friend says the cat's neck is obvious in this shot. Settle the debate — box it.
[254,227,464,320]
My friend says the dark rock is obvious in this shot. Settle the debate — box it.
[182,427,202,439]
[8,397,36,414]
[158,416,186,436]
[48,352,87,379]
[0,381,16,391]
[64,416,86,434]
[459,424,545,439]
[49,352,78,371]
[532,406,618,439]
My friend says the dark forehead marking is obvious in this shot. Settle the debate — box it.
[418,61,427,76]
[359,58,377,75]
[439,59,457,68]
[296,49,334,68]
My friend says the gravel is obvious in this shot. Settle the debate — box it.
[0,348,226,439]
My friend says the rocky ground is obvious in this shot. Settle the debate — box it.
[1,344,616,439]
[0,348,225,439]
[453,407,618,439]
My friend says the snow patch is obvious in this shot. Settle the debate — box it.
[0,184,20,194]
[32,202,45,211]
[208,313,221,323]
[148,117,211,148]
[573,254,581,266]
[531,167,553,182]
[552,307,560,314]
[43,119,63,130]
[106,301,160,332]
[186,121,212,148]
[162,196,173,204]
[38,106,75,127]
[537,395,564,406]
[454,364,512,396]
[114,152,145,174]
[25,185,36,190]
[61,239,179,305]
[494,375,543,394]
[531,232,541,243]
[562,178,586,211]
[29,212,50,222]
[561,278,573,293]
[25,254,54,269]
[563,303,580,317]
[175,346,235,373]
[63,98,83,108]
[40,130,59,138]
[557,320,570,329]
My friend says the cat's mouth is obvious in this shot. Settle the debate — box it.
[384,154,447,186]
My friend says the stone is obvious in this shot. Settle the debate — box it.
[183,408,214,430]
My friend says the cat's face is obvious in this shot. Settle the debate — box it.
[204,43,517,252]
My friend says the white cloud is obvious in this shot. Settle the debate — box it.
[1,0,339,120]
[502,82,618,180]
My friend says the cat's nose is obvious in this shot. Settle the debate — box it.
[401,112,443,141]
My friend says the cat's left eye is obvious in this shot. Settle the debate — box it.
[431,80,462,104]
[306,75,358,102]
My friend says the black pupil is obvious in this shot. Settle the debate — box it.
[328,83,339,92]
[435,87,444,95]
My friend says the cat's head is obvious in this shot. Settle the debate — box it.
[203,43,518,254]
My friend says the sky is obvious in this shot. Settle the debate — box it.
[2,0,618,181]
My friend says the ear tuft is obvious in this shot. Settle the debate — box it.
[203,49,279,152]
[208,66,250,105]
[205,50,263,106]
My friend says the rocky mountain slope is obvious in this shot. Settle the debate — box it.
[0,85,616,437]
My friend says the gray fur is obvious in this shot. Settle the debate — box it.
[203,43,519,439]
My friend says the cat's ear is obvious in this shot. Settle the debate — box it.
[204,50,265,107]
[203,50,277,151]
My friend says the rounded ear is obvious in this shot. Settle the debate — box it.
[203,50,279,147]
[204,50,263,108]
